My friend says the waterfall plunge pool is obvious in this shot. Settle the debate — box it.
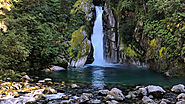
[39,64,185,88]
[39,6,184,88]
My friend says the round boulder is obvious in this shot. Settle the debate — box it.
[171,84,185,93]
[108,88,125,101]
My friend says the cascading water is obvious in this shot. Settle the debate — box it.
[91,6,106,66]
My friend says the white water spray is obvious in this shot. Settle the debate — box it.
[91,6,107,66]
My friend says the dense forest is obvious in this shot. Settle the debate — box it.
[0,0,184,80]
[0,0,89,79]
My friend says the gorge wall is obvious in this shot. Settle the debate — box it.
[67,0,185,77]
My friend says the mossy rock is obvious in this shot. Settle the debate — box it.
[68,26,91,67]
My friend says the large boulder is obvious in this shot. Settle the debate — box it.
[108,88,125,101]
[171,84,185,93]
[146,85,166,97]
[68,26,92,68]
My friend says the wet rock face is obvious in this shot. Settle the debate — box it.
[103,3,118,63]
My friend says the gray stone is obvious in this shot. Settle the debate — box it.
[21,75,31,81]
[105,95,114,100]
[177,93,185,101]
[78,93,93,103]
[171,84,185,93]
[61,100,71,104]
[160,99,170,104]
[98,90,109,95]
[106,100,119,104]
[160,100,167,104]
[45,66,65,72]
[138,88,147,96]
[125,94,132,99]
[71,84,79,89]
[146,85,166,97]
[142,96,155,104]
[176,100,185,104]
[149,95,154,99]
[38,80,45,83]
[126,91,136,99]
[136,86,142,90]
[44,78,52,82]
[88,99,101,104]
[108,88,125,101]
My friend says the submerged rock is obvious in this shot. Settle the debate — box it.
[108,88,125,101]
[171,84,185,93]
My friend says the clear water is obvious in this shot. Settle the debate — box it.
[91,6,107,66]
[39,6,185,89]
[40,64,185,88]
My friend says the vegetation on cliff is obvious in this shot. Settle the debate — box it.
[105,0,185,76]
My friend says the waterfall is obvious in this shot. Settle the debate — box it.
[91,6,106,66]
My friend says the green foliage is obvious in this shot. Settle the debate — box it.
[67,26,90,60]
[0,0,88,76]
[121,45,137,57]
[108,0,185,75]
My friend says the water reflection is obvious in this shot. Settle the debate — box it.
[91,67,105,89]
[40,64,185,88]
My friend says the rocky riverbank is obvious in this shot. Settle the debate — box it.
[0,77,184,104]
